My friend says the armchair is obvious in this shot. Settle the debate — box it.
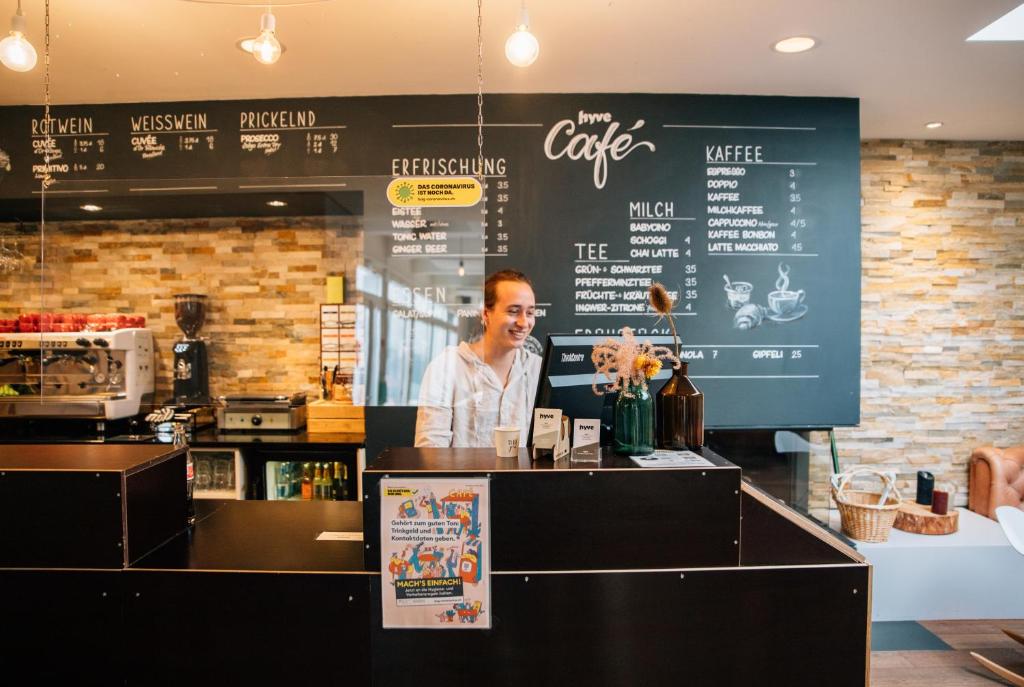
[968,446,1024,520]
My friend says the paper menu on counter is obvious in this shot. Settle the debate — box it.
[629,450,714,468]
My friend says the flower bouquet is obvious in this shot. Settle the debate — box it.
[591,326,679,455]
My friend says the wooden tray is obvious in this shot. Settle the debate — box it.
[307,400,365,434]
[893,501,959,535]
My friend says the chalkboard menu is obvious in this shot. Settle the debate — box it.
[0,93,860,428]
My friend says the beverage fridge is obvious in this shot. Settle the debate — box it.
[265,459,354,501]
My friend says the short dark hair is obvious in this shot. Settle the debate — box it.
[483,269,533,309]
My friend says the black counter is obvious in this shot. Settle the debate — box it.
[1,446,869,687]
[364,445,743,571]
[134,499,366,572]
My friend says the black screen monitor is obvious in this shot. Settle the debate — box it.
[527,333,673,446]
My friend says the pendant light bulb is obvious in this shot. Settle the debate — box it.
[251,11,281,65]
[458,260,466,277]
[0,4,37,73]
[505,5,539,67]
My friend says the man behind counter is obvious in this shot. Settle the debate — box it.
[415,269,542,448]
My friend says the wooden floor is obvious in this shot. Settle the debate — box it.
[872,620,1024,686]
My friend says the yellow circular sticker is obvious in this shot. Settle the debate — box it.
[386,177,483,207]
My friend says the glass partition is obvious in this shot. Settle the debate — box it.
[0,174,486,439]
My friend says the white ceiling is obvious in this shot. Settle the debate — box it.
[0,0,1022,140]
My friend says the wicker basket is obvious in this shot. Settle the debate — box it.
[831,467,902,543]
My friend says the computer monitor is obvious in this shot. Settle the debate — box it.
[527,333,673,446]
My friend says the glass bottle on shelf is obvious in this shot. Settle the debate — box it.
[342,463,350,500]
[301,462,313,501]
[173,424,196,528]
[333,461,344,501]
[276,462,291,499]
[319,463,333,501]
[313,463,325,501]
[289,462,301,497]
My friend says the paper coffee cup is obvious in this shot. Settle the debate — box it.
[493,426,520,458]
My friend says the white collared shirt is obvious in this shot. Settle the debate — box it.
[415,341,542,448]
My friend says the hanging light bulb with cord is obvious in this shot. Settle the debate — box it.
[505,0,539,67]
[458,259,466,277]
[250,8,282,65]
[0,0,37,72]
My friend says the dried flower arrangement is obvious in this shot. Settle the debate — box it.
[648,282,681,358]
[591,326,679,398]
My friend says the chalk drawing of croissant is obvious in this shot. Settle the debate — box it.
[733,304,767,330]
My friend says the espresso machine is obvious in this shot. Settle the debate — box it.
[172,294,210,404]
[0,328,155,424]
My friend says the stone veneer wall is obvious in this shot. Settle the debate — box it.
[0,216,362,400]
[808,140,1024,515]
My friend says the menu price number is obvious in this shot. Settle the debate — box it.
[178,135,215,152]
[482,179,511,256]
[73,138,99,154]
[787,169,805,253]
[306,132,339,155]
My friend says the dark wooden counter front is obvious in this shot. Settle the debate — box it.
[1,446,868,687]
[364,446,742,572]
[120,501,372,686]
[0,442,186,568]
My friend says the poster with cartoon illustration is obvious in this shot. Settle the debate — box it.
[379,477,490,629]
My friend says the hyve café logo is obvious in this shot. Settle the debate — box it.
[543,110,655,190]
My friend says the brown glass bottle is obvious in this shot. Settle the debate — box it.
[656,361,704,449]
[300,462,314,501]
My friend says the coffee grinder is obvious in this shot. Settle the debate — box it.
[172,293,210,403]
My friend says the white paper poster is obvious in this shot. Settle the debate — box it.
[379,477,491,629]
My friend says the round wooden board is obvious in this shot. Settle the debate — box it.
[893,501,959,535]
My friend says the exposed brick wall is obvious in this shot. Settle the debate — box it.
[809,140,1024,515]
[0,217,362,400]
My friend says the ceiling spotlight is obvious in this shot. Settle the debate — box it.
[505,2,539,67]
[925,121,944,129]
[266,200,287,207]
[0,1,37,72]
[80,204,103,212]
[249,11,282,65]
[458,259,466,277]
[772,36,817,54]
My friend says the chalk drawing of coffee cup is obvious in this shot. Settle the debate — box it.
[768,289,805,316]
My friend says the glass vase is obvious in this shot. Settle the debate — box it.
[614,383,654,455]
[656,362,704,450]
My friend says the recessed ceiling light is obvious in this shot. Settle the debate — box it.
[925,121,944,129]
[80,203,102,212]
[772,36,817,53]
[266,200,287,207]
[967,3,1024,41]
